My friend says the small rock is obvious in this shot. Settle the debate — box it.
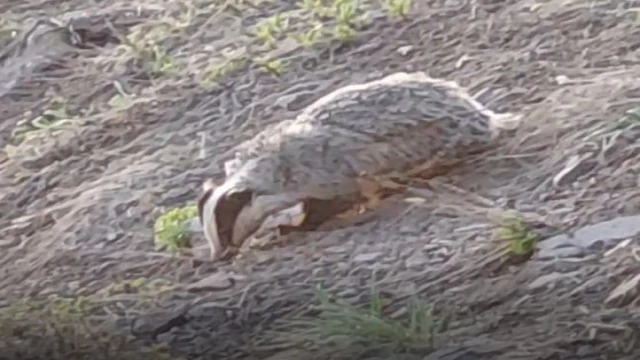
[534,246,585,260]
[253,251,277,265]
[528,271,581,291]
[405,254,427,268]
[396,45,414,56]
[106,232,119,242]
[311,267,326,277]
[191,245,211,259]
[537,214,640,254]
[422,244,442,252]
[67,281,80,291]
[325,245,350,255]
[398,225,417,234]
[187,272,236,293]
[274,93,300,109]
[555,75,570,85]
[186,302,229,322]
[336,262,350,272]
[455,54,471,69]
[156,331,179,344]
[352,252,382,263]
[186,218,202,233]
[132,309,188,339]
[0,238,18,248]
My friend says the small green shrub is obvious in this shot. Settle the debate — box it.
[496,216,539,256]
[153,205,198,254]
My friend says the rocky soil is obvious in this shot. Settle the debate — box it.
[0,0,639,359]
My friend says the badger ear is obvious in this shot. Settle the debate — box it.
[224,158,242,179]
[202,178,218,192]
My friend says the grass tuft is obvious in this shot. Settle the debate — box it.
[587,106,640,140]
[0,295,179,360]
[275,288,449,357]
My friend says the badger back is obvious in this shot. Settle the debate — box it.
[289,72,521,176]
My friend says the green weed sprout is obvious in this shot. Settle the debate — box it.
[254,56,284,76]
[381,0,412,18]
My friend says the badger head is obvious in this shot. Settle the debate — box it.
[196,158,307,261]
[196,152,372,261]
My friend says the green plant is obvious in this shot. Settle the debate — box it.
[254,14,288,45]
[332,22,356,42]
[149,44,178,74]
[289,23,324,47]
[496,216,539,256]
[108,277,175,295]
[299,0,332,18]
[201,50,250,86]
[333,0,360,26]
[120,20,183,76]
[11,96,78,142]
[108,93,133,109]
[279,288,449,356]
[381,0,412,18]
[0,296,178,359]
[153,205,198,254]
[254,56,284,76]
[0,17,20,39]
[106,80,135,109]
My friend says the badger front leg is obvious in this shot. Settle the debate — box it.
[355,173,406,212]
[352,156,463,212]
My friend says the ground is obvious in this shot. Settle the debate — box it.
[1,0,640,359]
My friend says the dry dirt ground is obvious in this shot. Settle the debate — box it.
[1,0,640,359]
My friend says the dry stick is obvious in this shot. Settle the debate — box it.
[198,131,207,160]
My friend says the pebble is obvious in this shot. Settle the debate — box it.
[187,272,235,293]
[536,214,640,258]
[352,252,383,263]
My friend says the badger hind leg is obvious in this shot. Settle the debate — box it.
[404,156,464,180]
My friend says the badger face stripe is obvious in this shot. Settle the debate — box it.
[198,181,254,260]
[197,178,219,226]
[197,187,215,226]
